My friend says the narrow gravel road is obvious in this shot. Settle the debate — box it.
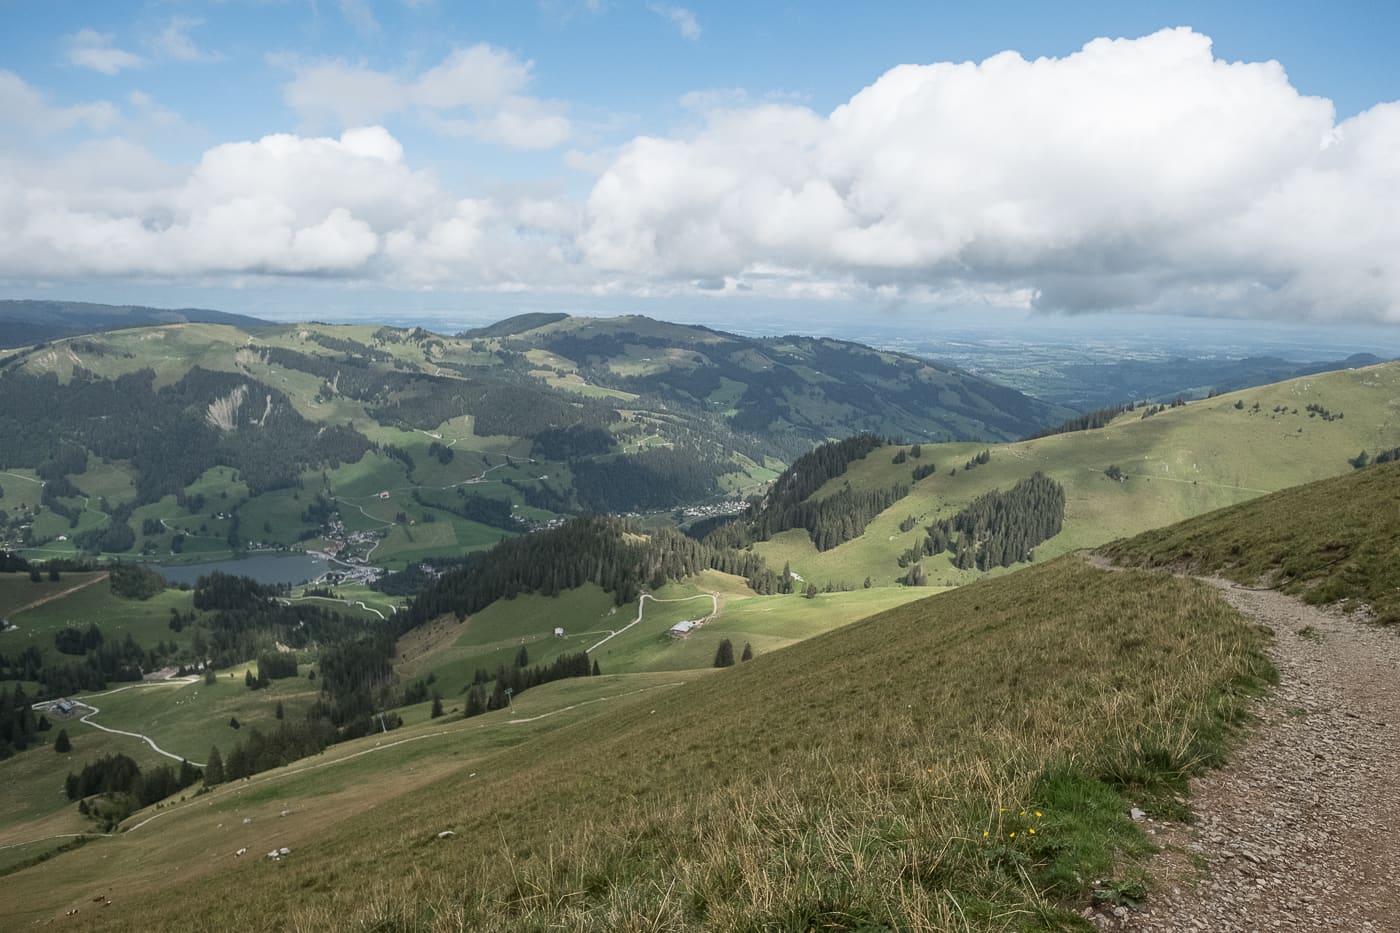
[1118,579,1400,932]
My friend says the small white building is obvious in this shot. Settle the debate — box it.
[553,626,565,638]
[669,620,697,639]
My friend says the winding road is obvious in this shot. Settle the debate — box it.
[587,592,719,653]
[32,679,203,767]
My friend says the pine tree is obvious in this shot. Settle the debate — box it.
[274,700,284,720]
[713,639,735,668]
[465,685,486,718]
[228,716,240,730]
[515,645,529,668]
[740,642,753,662]
[244,669,255,689]
[204,747,224,787]
[54,729,71,753]
[591,659,601,676]
[430,693,444,719]
[804,582,818,599]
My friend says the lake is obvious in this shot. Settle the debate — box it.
[155,552,331,587]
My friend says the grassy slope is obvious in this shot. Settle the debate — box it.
[0,576,195,674]
[11,555,1271,931]
[754,362,1400,588]
[1103,460,1400,624]
[0,671,701,926]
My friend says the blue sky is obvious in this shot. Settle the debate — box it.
[2,1,1398,328]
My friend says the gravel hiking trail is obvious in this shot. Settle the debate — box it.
[1099,569,1400,932]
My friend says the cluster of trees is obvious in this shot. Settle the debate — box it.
[1141,397,1187,419]
[1350,447,1400,469]
[402,516,783,631]
[1305,403,1344,422]
[712,639,753,667]
[704,434,895,551]
[54,623,104,655]
[911,462,937,482]
[0,684,46,758]
[0,641,141,697]
[804,483,911,552]
[109,562,168,599]
[214,717,340,783]
[64,752,202,828]
[961,450,991,472]
[531,425,615,460]
[1030,403,1139,439]
[570,446,731,513]
[2,624,152,696]
[254,652,298,683]
[412,488,517,531]
[463,651,597,718]
[901,472,1066,573]
[187,571,396,737]
[427,441,455,465]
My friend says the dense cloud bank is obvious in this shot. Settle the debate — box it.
[3,29,1397,321]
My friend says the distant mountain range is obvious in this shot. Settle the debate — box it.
[0,300,268,348]
[0,309,1066,567]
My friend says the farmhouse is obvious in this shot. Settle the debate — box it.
[669,620,698,638]
[553,627,565,638]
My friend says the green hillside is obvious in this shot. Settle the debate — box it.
[0,314,1065,569]
[7,445,1398,930]
[0,299,267,349]
[744,362,1400,589]
[1104,459,1400,624]
[1,555,1271,931]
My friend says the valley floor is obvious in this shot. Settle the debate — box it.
[1119,577,1400,932]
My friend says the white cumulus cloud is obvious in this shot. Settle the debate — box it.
[581,28,1400,321]
[0,125,588,288]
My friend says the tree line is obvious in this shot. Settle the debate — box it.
[401,515,784,632]
[703,434,899,551]
[900,472,1066,573]
[463,651,597,718]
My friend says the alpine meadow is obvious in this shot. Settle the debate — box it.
[3,4,1400,932]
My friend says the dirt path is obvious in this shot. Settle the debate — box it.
[1117,578,1400,932]
[8,572,110,617]
[586,592,718,653]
